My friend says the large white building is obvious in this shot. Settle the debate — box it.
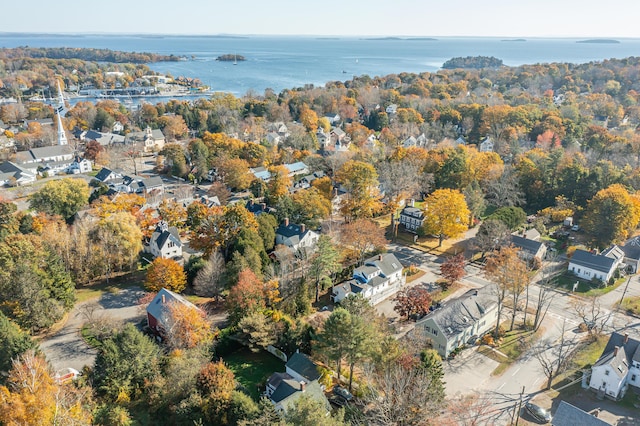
[568,248,623,283]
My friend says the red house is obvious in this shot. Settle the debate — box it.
[146,288,197,334]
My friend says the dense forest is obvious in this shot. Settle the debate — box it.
[442,55,503,69]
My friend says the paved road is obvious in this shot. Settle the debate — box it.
[39,287,147,374]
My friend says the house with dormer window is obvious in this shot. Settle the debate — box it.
[589,332,640,400]
[331,253,404,305]
[399,206,425,233]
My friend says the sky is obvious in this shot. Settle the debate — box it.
[4,0,640,38]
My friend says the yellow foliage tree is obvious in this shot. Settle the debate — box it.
[583,184,640,248]
[299,105,319,133]
[0,352,56,426]
[164,301,212,350]
[420,189,470,246]
[145,257,187,293]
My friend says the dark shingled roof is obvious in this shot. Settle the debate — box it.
[570,249,616,274]
[594,332,640,375]
[286,353,321,382]
[552,401,611,426]
[511,235,544,255]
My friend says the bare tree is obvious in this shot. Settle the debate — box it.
[532,265,556,332]
[193,251,226,299]
[533,320,577,389]
[443,392,497,426]
[484,167,525,208]
[571,297,610,335]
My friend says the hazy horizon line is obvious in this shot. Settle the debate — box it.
[0,31,636,40]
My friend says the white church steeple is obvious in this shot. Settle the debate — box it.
[56,111,68,146]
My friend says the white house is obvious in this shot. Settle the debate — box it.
[275,218,319,254]
[589,332,640,400]
[331,253,404,305]
[146,221,182,261]
[416,287,498,358]
[0,161,37,186]
[568,248,622,283]
[126,126,165,152]
[265,352,330,414]
[399,206,425,233]
[386,104,398,114]
[67,157,92,174]
[479,137,494,152]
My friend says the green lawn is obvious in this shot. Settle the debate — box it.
[223,348,285,400]
[553,272,625,297]
[479,324,543,376]
[75,271,145,303]
[569,334,608,370]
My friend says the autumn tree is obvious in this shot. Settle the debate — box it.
[285,394,347,426]
[84,140,105,161]
[92,212,143,279]
[0,200,18,242]
[29,178,90,219]
[291,187,331,228]
[216,157,254,191]
[336,160,381,220]
[583,184,640,248]
[340,219,387,265]
[164,301,212,350]
[440,253,466,289]
[266,165,292,204]
[299,105,319,133]
[197,360,236,422]
[484,247,529,334]
[419,189,470,246]
[157,198,187,228]
[227,268,266,324]
[191,204,259,257]
[158,114,188,141]
[0,352,56,425]
[145,257,187,293]
[393,287,433,319]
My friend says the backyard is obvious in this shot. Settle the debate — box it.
[224,348,285,400]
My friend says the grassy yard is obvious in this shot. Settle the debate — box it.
[480,324,543,376]
[621,296,640,316]
[553,272,625,297]
[569,334,608,370]
[405,269,426,284]
[75,271,144,303]
[224,348,285,400]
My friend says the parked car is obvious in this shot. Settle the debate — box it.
[329,395,348,407]
[333,385,353,401]
[524,402,552,423]
[571,225,580,231]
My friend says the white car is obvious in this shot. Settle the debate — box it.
[571,225,580,231]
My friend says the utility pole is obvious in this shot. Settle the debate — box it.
[618,275,632,310]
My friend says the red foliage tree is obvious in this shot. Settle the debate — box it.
[393,287,433,320]
[440,253,466,289]
[226,268,265,323]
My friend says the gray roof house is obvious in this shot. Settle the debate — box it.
[417,286,498,358]
[510,235,547,260]
[146,288,199,334]
[146,221,182,261]
[552,401,611,426]
[621,237,640,273]
[588,332,640,400]
[275,218,319,254]
[0,161,37,186]
[332,253,404,305]
[399,206,425,233]
[94,167,123,183]
[265,352,330,414]
[568,249,622,283]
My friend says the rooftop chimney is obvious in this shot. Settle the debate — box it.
[379,254,383,261]
[624,334,629,344]
[300,224,306,233]
[614,346,619,356]
[161,294,166,304]
[249,199,254,206]
[260,203,267,210]
[284,217,289,227]
[300,381,306,392]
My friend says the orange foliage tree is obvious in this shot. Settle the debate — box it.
[226,268,266,323]
[164,302,213,350]
[144,257,187,293]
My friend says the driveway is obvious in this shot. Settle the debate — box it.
[444,346,500,397]
[39,287,147,374]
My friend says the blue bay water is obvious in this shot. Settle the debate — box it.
[2,34,640,95]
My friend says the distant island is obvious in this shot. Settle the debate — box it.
[363,37,437,41]
[216,54,246,62]
[577,39,620,44]
[442,56,503,69]
[0,46,182,63]
[502,39,526,42]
